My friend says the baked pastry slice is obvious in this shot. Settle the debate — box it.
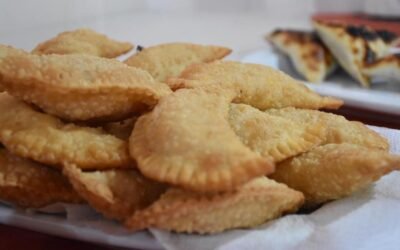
[362,54,400,82]
[268,29,337,83]
[313,20,390,87]
[376,29,400,47]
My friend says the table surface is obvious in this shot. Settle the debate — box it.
[1,12,399,250]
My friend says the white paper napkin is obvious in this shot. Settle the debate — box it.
[150,126,400,250]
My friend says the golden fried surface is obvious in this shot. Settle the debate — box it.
[266,107,389,150]
[0,93,131,169]
[130,89,275,192]
[271,143,400,207]
[228,104,326,162]
[268,29,337,83]
[0,45,171,122]
[124,43,231,82]
[63,164,166,220]
[167,61,342,110]
[125,177,303,234]
[32,28,133,58]
[0,148,82,208]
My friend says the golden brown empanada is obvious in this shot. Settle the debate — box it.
[228,103,326,162]
[266,107,389,150]
[63,164,167,220]
[271,143,400,207]
[167,61,342,110]
[268,29,337,82]
[313,20,390,87]
[0,148,82,208]
[0,93,131,169]
[125,177,304,234]
[130,89,275,193]
[0,45,171,122]
[124,43,231,82]
[32,28,133,58]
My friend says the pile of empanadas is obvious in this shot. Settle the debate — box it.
[267,20,400,87]
[0,28,399,234]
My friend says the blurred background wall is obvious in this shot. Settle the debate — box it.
[1,0,399,51]
[6,0,400,32]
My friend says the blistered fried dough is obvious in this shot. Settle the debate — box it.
[102,117,138,140]
[130,89,274,192]
[32,28,133,58]
[0,93,131,169]
[63,164,166,220]
[124,43,231,82]
[266,107,389,150]
[228,104,325,162]
[0,45,171,122]
[167,61,342,110]
[125,177,304,234]
[0,149,82,208]
[271,144,400,207]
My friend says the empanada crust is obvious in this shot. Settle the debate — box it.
[0,45,171,122]
[32,28,133,58]
[125,43,231,82]
[0,93,131,169]
[125,177,304,234]
[130,89,274,192]
[167,61,342,110]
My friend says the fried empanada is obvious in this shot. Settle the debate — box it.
[0,93,131,169]
[130,89,274,192]
[362,54,400,82]
[228,104,325,162]
[32,28,133,58]
[268,29,337,82]
[124,43,231,82]
[0,148,82,208]
[266,107,389,150]
[63,164,166,220]
[125,177,304,234]
[0,45,171,122]
[271,143,400,207]
[313,20,389,87]
[102,117,138,140]
[167,61,342,110]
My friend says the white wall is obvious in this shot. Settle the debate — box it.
[1,0,397,51]
[0,0,146,33]
[0,0,317,33]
